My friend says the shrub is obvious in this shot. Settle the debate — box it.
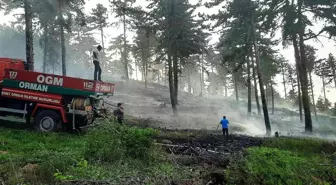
[227,147,335,185]
[85,121,158,163]
[263,138,336,156]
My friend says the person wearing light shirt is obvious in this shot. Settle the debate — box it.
[93,45,102,81]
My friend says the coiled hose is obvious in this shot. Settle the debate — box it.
[70,98,92,129]
[71,98,91,110]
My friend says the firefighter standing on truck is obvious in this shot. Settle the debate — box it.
[93,45,102,81]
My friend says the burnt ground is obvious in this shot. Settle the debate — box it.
[156,130,264,167]
[152,129,264,185]
[121,116,265,184]
[58,130,264,185]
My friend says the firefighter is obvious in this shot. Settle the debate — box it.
[113,103,124,124]
[217,116,229,141]
[93,45,103,81]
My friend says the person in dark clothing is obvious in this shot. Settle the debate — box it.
[93,45,102,81]
[113,103,124,124]
[219,116,229,140]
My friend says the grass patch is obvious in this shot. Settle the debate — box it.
[227,138,336,185]
[2,121,336,185]
[85,122,158,162]
[0,120,196,185]
[263,137,336,156]
[0,130,85,184]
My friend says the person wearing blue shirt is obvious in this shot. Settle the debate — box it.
[219,116,229,140]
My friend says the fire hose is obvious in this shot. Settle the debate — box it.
[102,100,119,108]
[70,98,93,130]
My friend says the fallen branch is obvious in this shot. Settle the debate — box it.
[60,179,113,185]
[60,177,144,185]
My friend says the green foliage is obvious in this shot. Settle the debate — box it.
[0,124,198,184]
[332,103,336,116]
[107,34,133,75]
[316,96,332,112]
[227,147,335,185]
[89,3,108,29]
[0,129,85,184]
[263,138,336,156]
[227,138,336,185]
[85,121,158,162]
[259,52,280,84]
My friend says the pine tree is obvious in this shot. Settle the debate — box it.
[89,3,108,51]
[209,0,273,135]
[147,0,207,115]
[326,54,336,90]
[110,0,136,80]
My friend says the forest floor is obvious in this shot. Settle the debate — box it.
[1,80,336,184]
[1,117,336,185]
[107,80,336,139]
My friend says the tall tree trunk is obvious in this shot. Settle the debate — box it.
[59,3,66,76]
[297,71,303,122]
[210,63,214,95]
[265,84,269,106]
[297,0,313,132]
[165,61,167,85]
[145,60,148,88]
[168,0,177,115]
[252,52,261,115]
[168,51,177,115]
[135,59,138,80]
[234,73,239,101]
[252,22,271,135]
[321,67,327,103]
[187,67,191,93]
[122,6,129,80]
[329,60,336,90]
[247,56,252,115]
[290,75,295,92]
[179,58,183,93]
[100,26,105,50]
[24,0,34,71]
[224,66,228,97]
[60,21,66,76]
[271,83,274,115]
[173,54,178,105]
[292,36,303,122]
[281,59,287,99]
[142,65,145,81]
[309,71,317,120]
[42,23,48,73]
[199,56,204,97]
[144,35,150,88]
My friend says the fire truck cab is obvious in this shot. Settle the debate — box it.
[0,58,115,132]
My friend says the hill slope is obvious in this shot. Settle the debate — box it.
[105,80,336,139]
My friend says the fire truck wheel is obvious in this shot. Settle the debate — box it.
[34,110,61,132]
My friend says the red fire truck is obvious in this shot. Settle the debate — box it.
[0,58,115,132]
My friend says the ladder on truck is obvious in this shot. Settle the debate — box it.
[0,103,28,123]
